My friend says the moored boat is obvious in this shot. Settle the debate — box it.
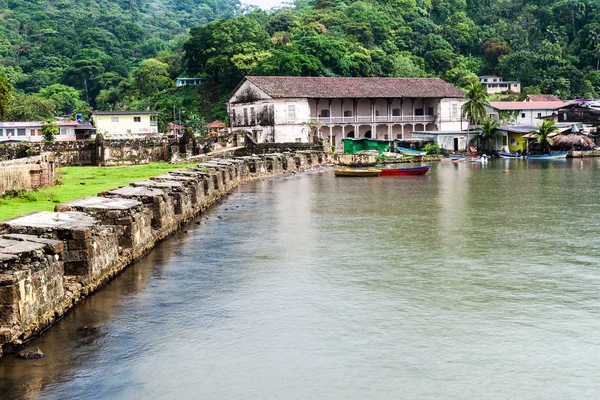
[396,146,427,156]
[451,155,480,162]
[499,151,521,159]
[525,152,568,159]
[380,165,432,176]
[334,168,382,177]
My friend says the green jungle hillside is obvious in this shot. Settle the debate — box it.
[1,0,600,130]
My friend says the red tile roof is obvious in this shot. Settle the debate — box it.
[242,76,465,99]
[490,101,569,110]
[526,94,560,102]
[207,120,226,128]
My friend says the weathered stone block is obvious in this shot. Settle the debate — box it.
[2,212,118,280]
[100,186,175,234]
[55,197,152,253]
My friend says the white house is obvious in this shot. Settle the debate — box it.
[0,121,80,142]
[92,111,159,138]
[488,101,569,125]
[479,76,521,94]
[176,77,203,87]
[227,76,468,146]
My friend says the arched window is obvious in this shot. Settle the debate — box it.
[364,130,372,138]
[347,131,355,138]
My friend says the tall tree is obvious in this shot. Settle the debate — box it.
[461,83,489,126]
[0,75,13,119]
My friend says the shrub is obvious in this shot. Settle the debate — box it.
[423,142,440,154]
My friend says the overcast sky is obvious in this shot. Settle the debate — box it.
[244,0,286,9]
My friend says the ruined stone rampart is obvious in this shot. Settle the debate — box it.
[0,151,327,357]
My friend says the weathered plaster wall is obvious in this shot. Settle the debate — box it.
[0,154,56,194]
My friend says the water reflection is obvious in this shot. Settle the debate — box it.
[1,161,600,399]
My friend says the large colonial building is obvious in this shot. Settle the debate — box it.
[228,76,468,146]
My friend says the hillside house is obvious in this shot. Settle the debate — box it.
[176,78,203,87]
[479,76,521,94]
[227,76,467,146]
[92,111,159,138]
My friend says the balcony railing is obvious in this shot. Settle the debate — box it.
[317,115,436,124]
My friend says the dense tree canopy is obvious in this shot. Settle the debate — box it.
[3,0,600,124]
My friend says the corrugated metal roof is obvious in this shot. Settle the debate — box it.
[490,101,569,110]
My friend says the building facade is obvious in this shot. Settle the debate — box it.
[92,111,159,138]
[228,76,467,146]
[0,121,81,142]
[479,76,521,94]
[175,78,203,87]
[487,101,568,125]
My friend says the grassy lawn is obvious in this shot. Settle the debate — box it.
[0,162,197,221]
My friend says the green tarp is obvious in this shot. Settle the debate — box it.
[342,138,390,154]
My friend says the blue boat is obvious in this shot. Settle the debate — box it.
[396,146,427,156]
[499,151,521,159]
[525,152,568,159]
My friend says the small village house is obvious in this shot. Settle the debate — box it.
[207,120,226,136]
[92,111,159,138]
[228,76,467,146]
[0,121,91,142]
[487,101,569,125]
[175,78,203,87]
[479,76,521,94]
[167,122,185,137]
[496,123,581,153]
[411,130,476,152]
[524,94,560,102]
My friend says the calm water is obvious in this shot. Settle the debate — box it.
[2,159,600,399]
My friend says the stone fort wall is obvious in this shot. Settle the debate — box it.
[0,151,327,358]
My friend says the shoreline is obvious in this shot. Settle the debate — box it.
[0,151,327,358]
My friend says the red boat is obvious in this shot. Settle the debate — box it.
[379,165,432,176]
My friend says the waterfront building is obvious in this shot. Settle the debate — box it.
[479,75,521,94]
[487,101,569,125]
[92,111,159,138]
[228,76,467,146]
[411,130,476,152]
[496,122,580,152]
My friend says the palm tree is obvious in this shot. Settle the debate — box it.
[461,83,490,126]
[470,117,501,152]
[302,118,323,144]
[534,120,559,154]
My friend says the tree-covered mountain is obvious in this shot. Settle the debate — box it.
[2,0,600,131]
[186,0,600,102]
[0,0,241,120]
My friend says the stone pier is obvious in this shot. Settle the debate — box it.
[0,152,327,358]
